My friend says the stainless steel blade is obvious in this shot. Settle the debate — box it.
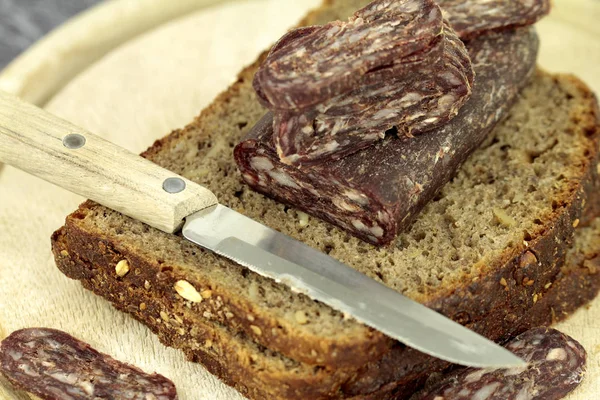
[183,204,526,368]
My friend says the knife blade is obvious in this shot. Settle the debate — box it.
[0,90,525,368]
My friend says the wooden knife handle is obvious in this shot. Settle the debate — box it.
[0,90,218,233]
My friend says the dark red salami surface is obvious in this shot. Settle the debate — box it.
[438,0,551,40]
[416,328,587,400]
[253,0,444,112]
[272,21,474,165]
[235,28,539,246]
[0,328,178,400]
[255,0,475,166]
[252,0,551,167]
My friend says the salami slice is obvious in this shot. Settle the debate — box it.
[272,21,474,165]
[255,0,475,166]
[0,328,178,400]
[253,0,551,167]
[416,328,587,400]
[253,0,444,112]
[438,0,551,40]
[235,28,539,246]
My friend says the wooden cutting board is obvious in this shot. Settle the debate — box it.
[1,0,599,399]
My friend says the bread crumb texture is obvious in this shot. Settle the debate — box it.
[69,68,597,319]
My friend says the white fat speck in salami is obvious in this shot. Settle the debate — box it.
[0,328,178,400]
[415,328,586,400]
[546,348,568,361]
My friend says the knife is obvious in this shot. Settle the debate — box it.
[0,91,525,368]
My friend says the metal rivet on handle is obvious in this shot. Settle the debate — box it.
[62,133,86,149]
[163,177,186,194]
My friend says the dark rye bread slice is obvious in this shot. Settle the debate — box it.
[50,2,600,371]
[51,66,600,400]
[52,181,600,400]
[52,0,599,371]
[50,2,599,398]
[52,219,600,400]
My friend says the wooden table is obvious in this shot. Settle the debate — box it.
[1,1,599,399]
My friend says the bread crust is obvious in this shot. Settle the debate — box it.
[52,229,357,399]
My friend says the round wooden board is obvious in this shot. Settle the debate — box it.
[0,1,599,399]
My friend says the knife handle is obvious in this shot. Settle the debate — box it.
[0,90,218,233]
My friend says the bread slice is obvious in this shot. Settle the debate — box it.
[51,0,600,370]
[51,71,600,399]
[51,0,600,399]
[51,217,600,400]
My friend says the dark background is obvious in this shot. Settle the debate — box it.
[0,0,100,69]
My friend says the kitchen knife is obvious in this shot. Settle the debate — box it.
[0,90,525,368]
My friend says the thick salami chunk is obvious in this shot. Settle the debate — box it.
[416,328,587,400]
[438,0,551,40]
[273,21,473,165]
[253,0,551,166]
[0,328,178,400]
[255,0,475,166]
[235,28,538,246]
[253,0,444,111]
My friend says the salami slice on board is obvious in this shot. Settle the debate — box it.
[416,328,587,400]
[235,28,539,246]
[0,328,178,400]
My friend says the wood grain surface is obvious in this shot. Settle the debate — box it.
[0,0,599,399]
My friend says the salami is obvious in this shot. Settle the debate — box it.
[272,21,474,165]
[0,328,178,400]
[438,0,552,40]
[416,328,587,400]
[253,0,551,167]
[235,28,539,246]
[255,0,474,166]
[253,0,445,112]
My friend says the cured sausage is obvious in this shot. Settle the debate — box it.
[254,0,474,166]
[416,328,587,400]
[0,328,178,400]
[272,21,473,165]
[253,0,445,112]
[252,0,551,167]
[438,0,551,40]
[235,28,539,246]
